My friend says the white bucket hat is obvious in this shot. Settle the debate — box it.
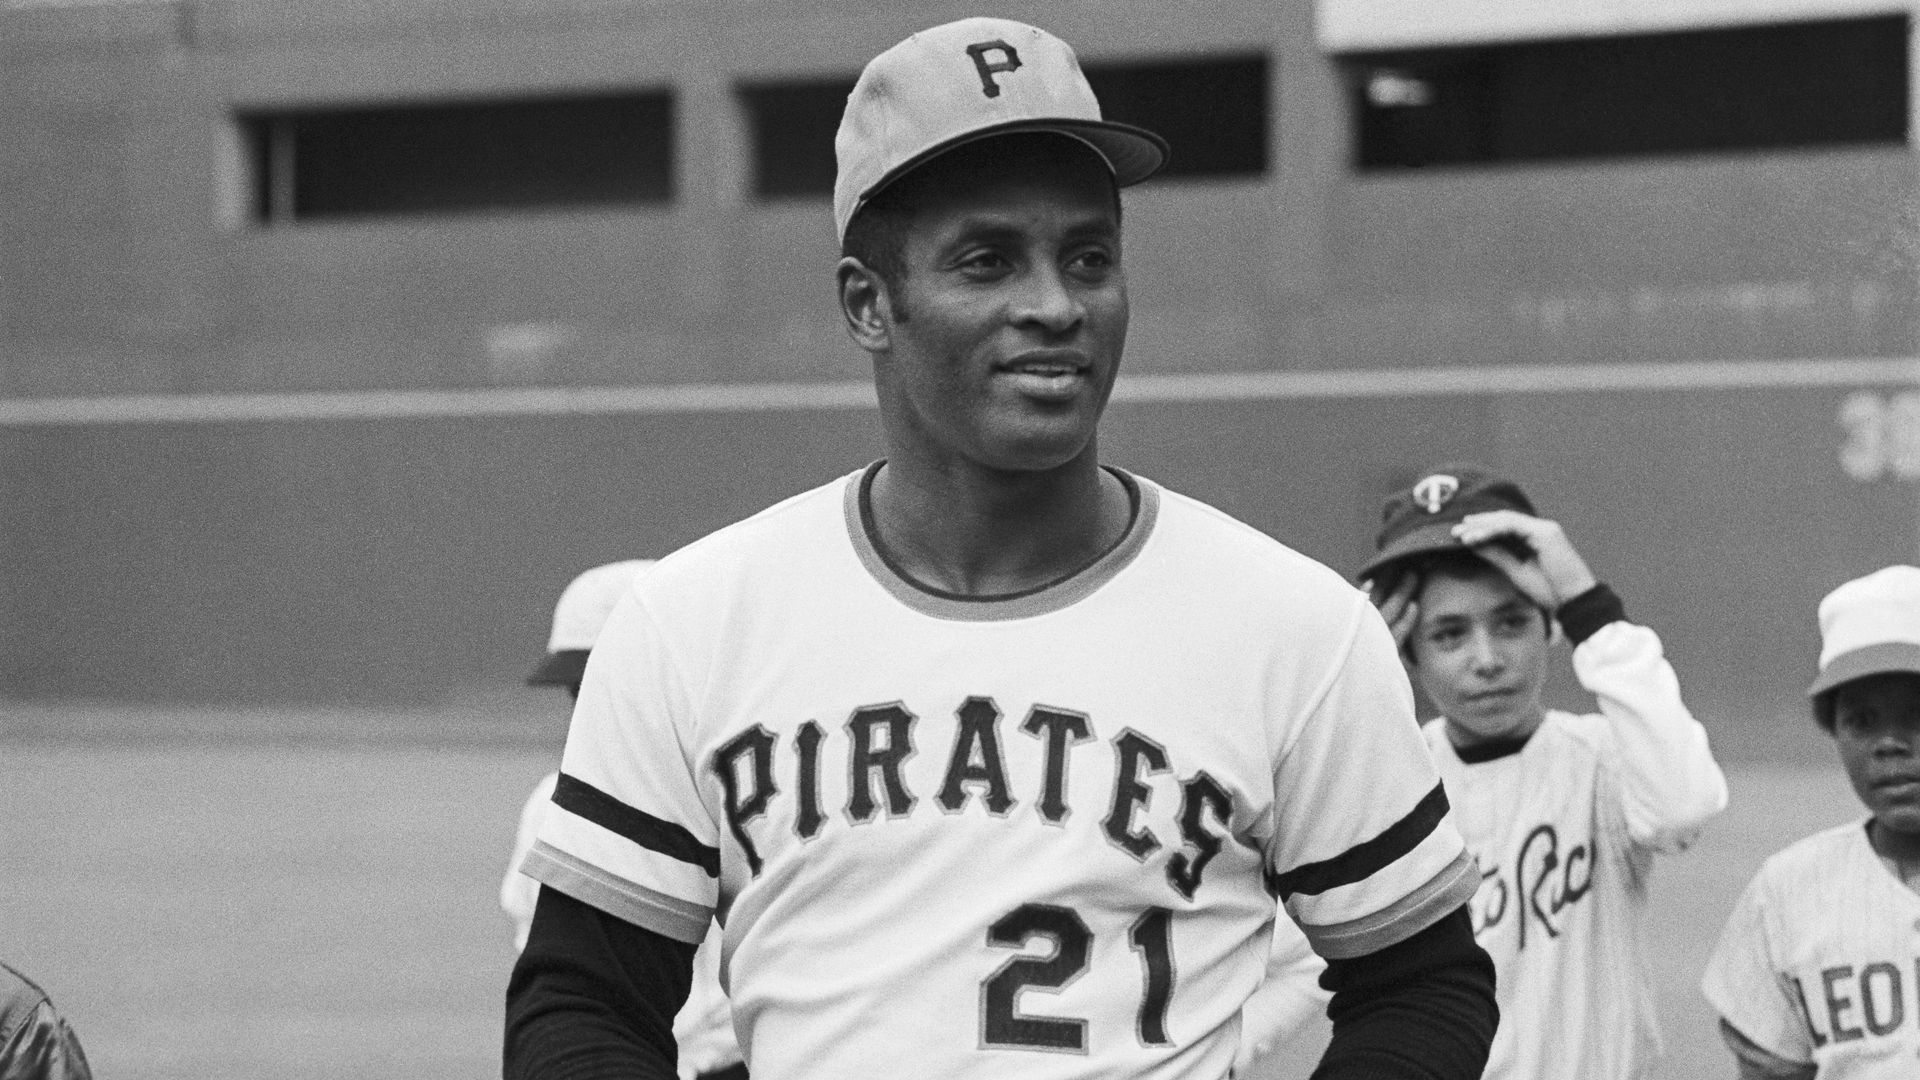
[1809,564,1920,697]
[832,17,1168,241]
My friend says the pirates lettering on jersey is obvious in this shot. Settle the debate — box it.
[1787,959,1920,1048]
[709,695,1241,902]
[1469,822,1596,949]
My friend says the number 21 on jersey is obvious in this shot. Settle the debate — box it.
[981,903,1176,1052]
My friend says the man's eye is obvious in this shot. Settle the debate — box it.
[959,251,1010,273]
[1070,249,1114,273]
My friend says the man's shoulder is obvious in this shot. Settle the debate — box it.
[1753,819,1871,886]
[1143,475,1360,599]
[647,471,857,582]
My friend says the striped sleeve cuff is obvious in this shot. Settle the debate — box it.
[1277,782,1479,959]
[1298,850,1478,959]
[524,842,715,944]
[525,772,721,944]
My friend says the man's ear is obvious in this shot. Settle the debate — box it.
[837,257,893,352]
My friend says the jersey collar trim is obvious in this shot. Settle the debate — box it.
[843,460,1159,621]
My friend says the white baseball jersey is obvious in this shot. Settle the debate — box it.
[1703,820,1920,1078]
[1424,619,1727,1080]
[503,772,742,1080]
[525,465,1478,1080]
[1232,916,1329,1076]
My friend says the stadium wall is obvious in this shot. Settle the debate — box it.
[3,0,1917,760]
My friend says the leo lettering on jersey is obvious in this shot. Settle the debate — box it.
[1787,959,1920,1049]
[1469,822,1595,950]
[707,696,1241,901]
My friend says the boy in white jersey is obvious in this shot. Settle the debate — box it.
[1361,464,1728,1080]
[1703,565,1920,1079]
[505,19,1496,1080]
[502,559,746,1080]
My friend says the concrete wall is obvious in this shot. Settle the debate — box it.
[4,0,1917,760]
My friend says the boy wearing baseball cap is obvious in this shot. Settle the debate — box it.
[503,560,746,1080]
[1361,464,1728,1080]
[1702,566,1920,1079]
[508,19,1496,1080]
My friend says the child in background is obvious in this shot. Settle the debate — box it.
[1361,464,1728,1080]
[1703,565,1920,1079]
[504,560,745,1080]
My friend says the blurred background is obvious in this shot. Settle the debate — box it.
[1,0,1915,1076]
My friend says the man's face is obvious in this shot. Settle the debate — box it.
[1407,566,1551,745]
[868,145,1126,475]
[1833,674,1920,837]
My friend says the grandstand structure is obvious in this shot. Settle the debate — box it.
[2,0,1914,755]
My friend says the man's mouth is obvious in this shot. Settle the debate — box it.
[1000,352,1089,377]
[1873,774,1920,795]
[997,353,1092,399]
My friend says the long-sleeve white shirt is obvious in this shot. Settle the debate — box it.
[1425,618,1728,1080]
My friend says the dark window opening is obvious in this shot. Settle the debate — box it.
[238,92,675,223]
[739,53,1270,200]
[1344,15,1908,171]
[1083,55,1269,178]
[741,79,855,199]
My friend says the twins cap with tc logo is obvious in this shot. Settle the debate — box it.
[832,17,1170,241]
[1808,565,1920,697]
[1356,464,1539,584]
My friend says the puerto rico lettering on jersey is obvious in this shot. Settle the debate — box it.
[1469,822,1596,950]
[704,696,1237,902]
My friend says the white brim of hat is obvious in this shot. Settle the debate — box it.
[1809,641,1920,696]
[857,117,1169,214]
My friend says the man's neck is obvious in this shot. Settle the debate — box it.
[866,450,1132,598]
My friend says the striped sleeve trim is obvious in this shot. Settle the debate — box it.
[1270,782,1450,899]
[554,772,720,878]
[1298,849,1479,959]
[522,840,715,945]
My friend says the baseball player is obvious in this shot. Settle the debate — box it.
[505,19,1496,1080]
[503,560,746,1080]
[1359,464,1729,1080]
[0,961,92,1080]
[1702,565,1920,1079]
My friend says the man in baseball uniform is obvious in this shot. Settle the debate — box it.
[504,560,746,1080]
[1703,565,1920,1079]
[1361,464,1728,1080]
[505,19,1495,1080]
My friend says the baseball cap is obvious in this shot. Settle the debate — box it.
[527,559,656,688]
[832,17,1170,241]
[1808,565,1920,697]
[1356,464,1538,584]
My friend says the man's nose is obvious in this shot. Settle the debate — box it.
[1012,264,1085,334]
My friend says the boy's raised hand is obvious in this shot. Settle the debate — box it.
[1364,572,1422,651]
[1452,509,1599,610]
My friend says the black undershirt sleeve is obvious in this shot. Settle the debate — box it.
[504,885,697,1080]
[1311,905,1498,1080]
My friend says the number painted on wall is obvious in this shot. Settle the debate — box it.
[1840,390,1920,481]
